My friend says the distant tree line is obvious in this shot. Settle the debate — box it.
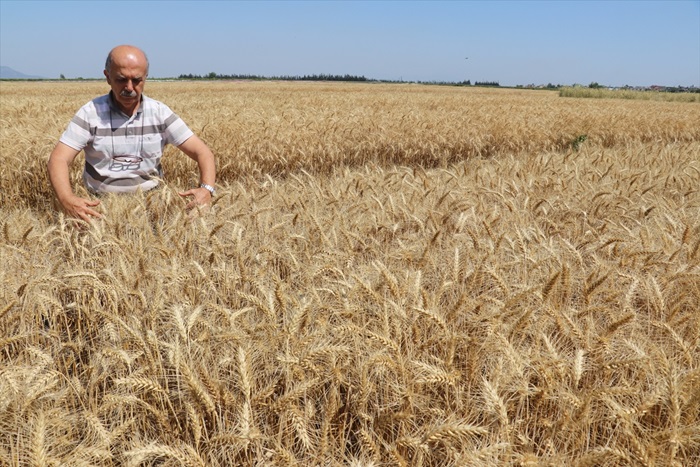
[178,72,369,82]
[473,81,500,87]
[175,73,506,87]
[6,72,696,93]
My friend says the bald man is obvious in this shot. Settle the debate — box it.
[48,45,217,222]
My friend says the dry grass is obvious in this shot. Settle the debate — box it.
[559,86,700,103]
[1,80,699,466]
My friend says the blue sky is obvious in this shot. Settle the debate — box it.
[1,0,698,87]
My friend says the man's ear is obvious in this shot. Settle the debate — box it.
[103,69,110,83]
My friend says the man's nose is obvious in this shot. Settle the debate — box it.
[125,80,134,91]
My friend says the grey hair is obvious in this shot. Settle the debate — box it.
[104,47,150,74]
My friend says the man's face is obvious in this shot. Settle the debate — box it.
[104,52,148,114]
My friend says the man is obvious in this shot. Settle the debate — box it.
[48,45,216,222]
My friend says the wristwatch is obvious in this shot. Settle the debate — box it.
[200,183,216,197]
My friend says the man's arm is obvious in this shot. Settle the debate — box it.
[47,142,102,221]
[177,135,217,209]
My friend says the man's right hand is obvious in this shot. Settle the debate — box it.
[58,194,102,223]
[48,142,103,223]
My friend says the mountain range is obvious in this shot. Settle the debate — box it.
[0,66,45,79]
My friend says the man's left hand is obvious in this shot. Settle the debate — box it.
[178,187,212,211]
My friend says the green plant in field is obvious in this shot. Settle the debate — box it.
[571,134,588,151]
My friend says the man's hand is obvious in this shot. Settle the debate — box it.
[58,194,102,222]
[176,135,216,213]
[48,142,102,223]
[178,187,212,211]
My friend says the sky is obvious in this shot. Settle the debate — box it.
[1,0,698,87]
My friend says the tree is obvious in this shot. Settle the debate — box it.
[60,74,66,80]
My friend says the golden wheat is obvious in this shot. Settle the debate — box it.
[0,80,698,465]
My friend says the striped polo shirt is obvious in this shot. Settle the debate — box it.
[59,92,194,193]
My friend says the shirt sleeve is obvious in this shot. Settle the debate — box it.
[159,103,194,147]
[59,105,93,151]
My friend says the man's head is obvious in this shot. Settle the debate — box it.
[104,45,149,115]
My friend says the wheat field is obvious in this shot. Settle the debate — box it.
[1,80,699,466]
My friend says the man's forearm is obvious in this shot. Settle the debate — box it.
[178,135,216,186]
[48,142,82,203]
[48,156,76,203]
[47,144,101,221]
[197,150,216,186]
